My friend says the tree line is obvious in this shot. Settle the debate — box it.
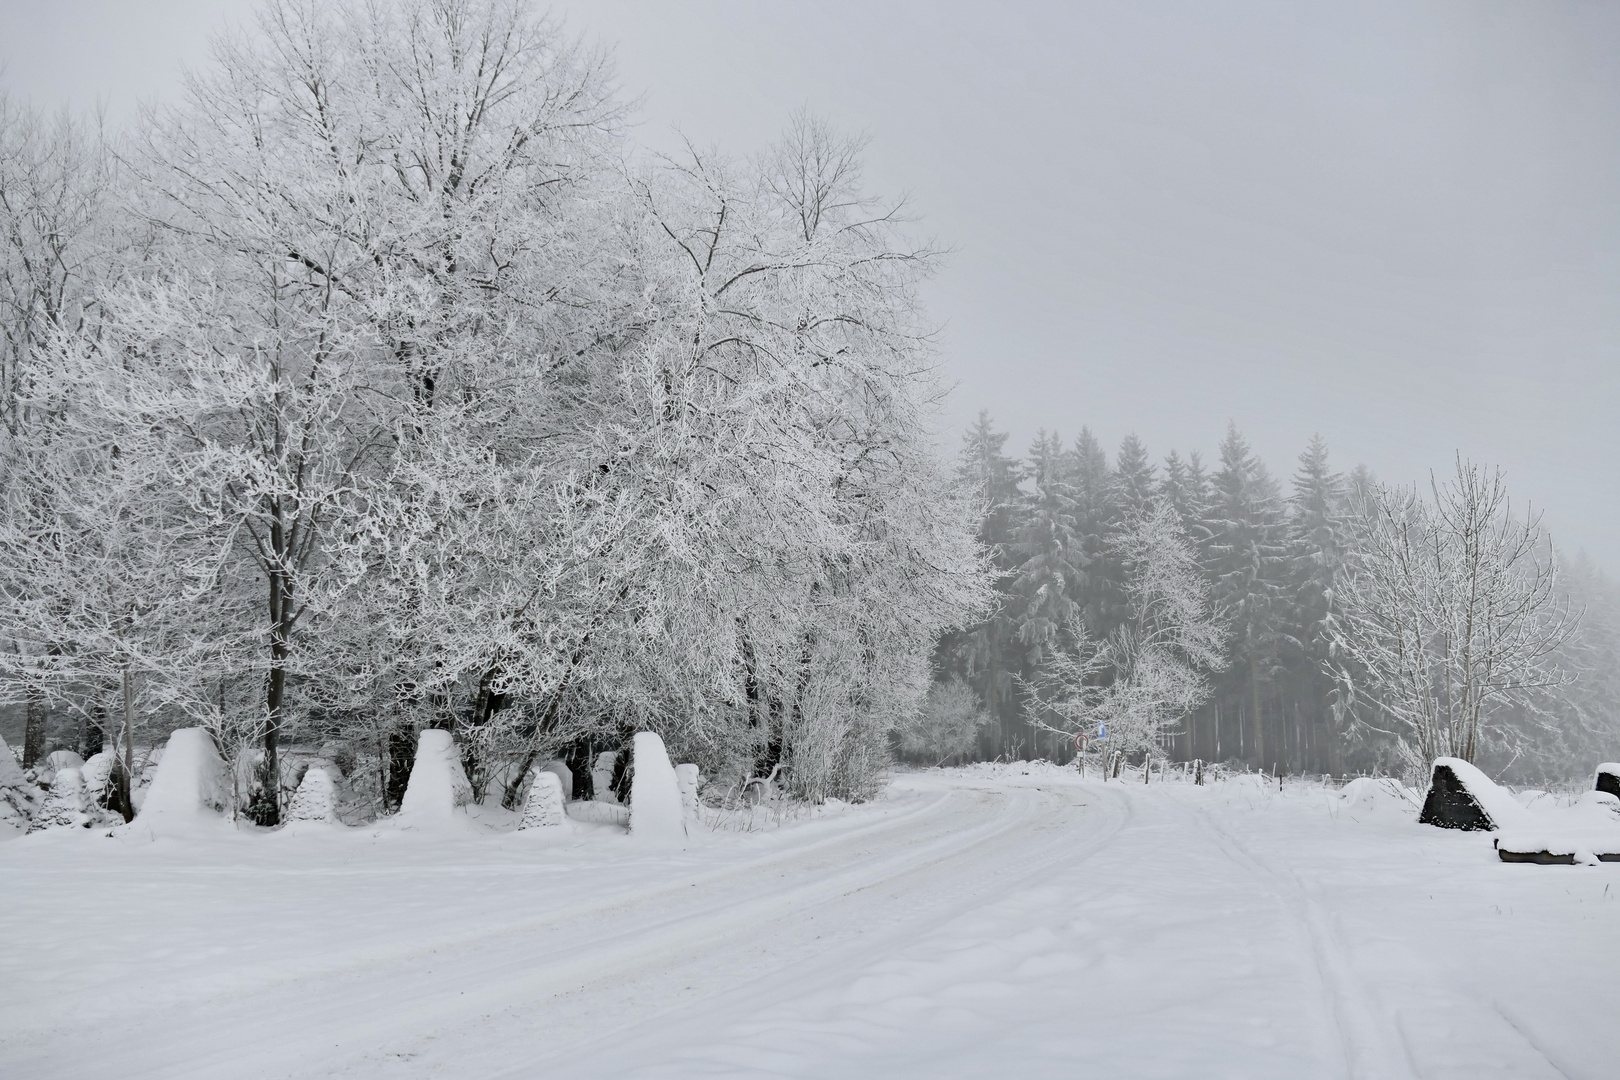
[932,413,1615,784]
[0,0,991,822]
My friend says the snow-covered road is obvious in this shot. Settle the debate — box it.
[2,765,1616,1078]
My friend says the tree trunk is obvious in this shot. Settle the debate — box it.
[21,689,46,769]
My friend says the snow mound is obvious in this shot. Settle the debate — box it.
[45,749,85,774]
[675,763,701,822]
[28,767,90,832]
[1495,827,1620,865]
[128,728,230,836]
[1596,763,1620,800]
[287,766,340,824]
[1418,758,1531,832]
[0,733,37,835]
[1337,777,1418,818]
[592,751,619,803]
[629,732,685,844]
[0,733,27,788]
[538,759,572,801]
[517,770,567,830]
[397,729,473,824]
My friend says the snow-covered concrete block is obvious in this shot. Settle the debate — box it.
[539,759,572,801]
[45,749,85,774]
[398,729,473,821]
[592,750,619,803]
[1418,758,1531,832]
[288,765,340,824]
[1596,763,1620,800]
[28,767,90,832]
[133,728,230,834]
[675,763,701,822]
[81,751,115,801]
[629,732,685,844]
[518,770,567,830]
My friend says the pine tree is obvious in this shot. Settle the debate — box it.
[1204,424,1291,768]
[1111,434,1158,523]
[1064,428,1112,635]
[1009,431,1085,757]
[944,412,1026,755]
[1285,435,1348,772]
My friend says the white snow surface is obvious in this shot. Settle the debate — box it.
[2,764,1618,1079]
[1431,755,1534,830]
[629,732,685,844]
[396,729,473,825]
[0,733,27,789]
[538,758,572,801]
[125,728,229,838]
[43,750,84,773]
[287,766,339,825]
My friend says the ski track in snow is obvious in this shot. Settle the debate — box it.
[1,767,1617,1079]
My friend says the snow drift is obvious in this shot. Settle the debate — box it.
[287,766,340,825]
[518,770,567,830]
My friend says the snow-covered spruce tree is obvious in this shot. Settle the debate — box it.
[1203,423,1291,768]
[1023,502,1226,761]
[938,411,1024,757]
[1328,458,1578,770]
[1282,435,1350,772]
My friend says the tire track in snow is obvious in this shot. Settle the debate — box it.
[6,780,1127,1080]
[1179,797,1415,1080]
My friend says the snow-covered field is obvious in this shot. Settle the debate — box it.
[2,765,1617,1079]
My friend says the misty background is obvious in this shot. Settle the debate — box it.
[2,0,1617,567]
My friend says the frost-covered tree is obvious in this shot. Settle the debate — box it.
[1330,458,1578,768]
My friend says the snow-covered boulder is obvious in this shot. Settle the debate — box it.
[675,763,701,822]
[629,732,685,845]
[131,728,230,835]
[44,749,85,774]
[287,765,340,824]
[1418,758,1531,832]
[592,750,619,803]
[517,770,567,830]
[539,759,572,801]
[397,729,473,823]
[1596,763,1620,800]
[28,767,90,832]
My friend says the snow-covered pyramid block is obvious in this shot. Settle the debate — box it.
[131,728,230,835]
[82,751,115,802]
[517,769,567,830]
[0,733,37,833]
[45,749,85,774]
[675,763,701,822]
[630,732,685,845]
[287,765,340,824]
[539,759,572,801]
[28,767,89,832]
[397,729,473,823]
[592,750,619,803]
[1418,757,1530,832]
[1596,763,1620,800]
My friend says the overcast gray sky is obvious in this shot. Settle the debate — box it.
[3,0,1617,567]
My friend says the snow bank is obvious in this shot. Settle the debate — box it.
[1418,758,1531,832]
[629,732,685,844]
[397,729,473,824]
[1596,763,1620,800]
[129,728,230,837]
[517,770,567,830]
[539,759,572,801]
[1337,777,1418,819]
[287,766,340,825]
[675,763,701,823]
